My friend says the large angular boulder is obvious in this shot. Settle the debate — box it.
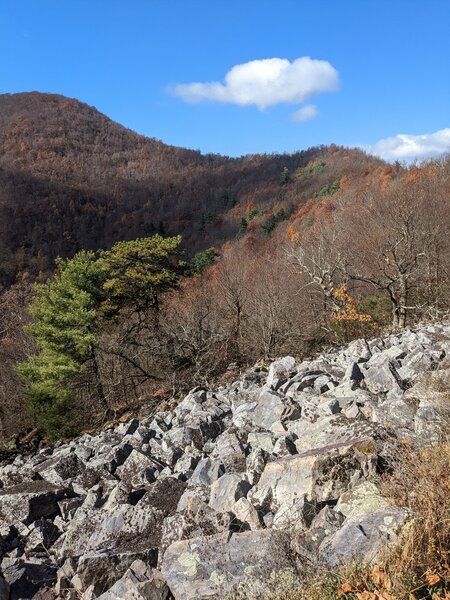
[160,497,233,559]
[115,449,159,488]
[73,548,158,595]
[161,530,299,599]
[288,414,384,454]
[319,506,408,567]
[35,452,86,485]
[335,482,389,518]
[250,440,376,512]
[0,481,69,525]
[1,557,57,600]
[209,432,246,472]
[362,360,403,395]
[267,356,296,389]
[60,502,165,558]
[209,473,251,513]
[190,458,225,486]
[95,559,169,599]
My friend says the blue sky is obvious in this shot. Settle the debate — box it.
[1,0,449,159]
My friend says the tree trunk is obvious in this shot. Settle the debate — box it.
[398,275,407,328]
[91,348,109,412]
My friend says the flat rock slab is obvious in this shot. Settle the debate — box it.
[60,503,164,557]
[161,530,298,600]
[0,481,69,524]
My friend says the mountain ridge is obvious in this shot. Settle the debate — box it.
[0,91,384,289]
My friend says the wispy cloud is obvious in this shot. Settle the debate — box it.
[292,104,318,122]
[368,128,450,162]
[171,57,339,112]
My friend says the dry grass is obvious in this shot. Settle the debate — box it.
[273,441,450,600]
[248,433,450,600]
[377,442,450,598]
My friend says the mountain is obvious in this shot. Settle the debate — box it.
[0,92,384,289]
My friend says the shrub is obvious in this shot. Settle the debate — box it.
[313,179,340,198]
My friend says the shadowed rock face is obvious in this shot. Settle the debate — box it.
[0,481,69,524]
[1,322,450,598]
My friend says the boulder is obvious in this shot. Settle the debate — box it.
[1,557,57,600]
[319,506,408,567]
[160,498,232,558]
[0,481,69,524]
[362,361,403,395]
[267,356,296,389]
[115,449,159,488]
[161,530,299,600]
[209,473,251,513]
[250,440,376,511]
[35,453,86,485]
[232,497,262,530]
[24,519,61,554]
[95,560,169,599]
[247,432,275,454]
[74,548,158,594]
[335,482,389,518]
[190,458,225,486]
[60,502,165,557]
[246,389,285,430]
[209,432,246,472]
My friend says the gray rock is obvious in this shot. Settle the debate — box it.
[36,453,86,485]
[245,448,267,486]
[161,497,233,558]
[335,482,389,518]
[173,452,200,480]
[24,519,61,553]
[191,458,225,486]
[267,356,296,389]
[95,560,169,599]
[363,361,403,395]
[250,389,285,430]
[344,338,371,362]
[209,474,251,512]
[1,558,57,599]
[161,530,299,600]
[272,435,297,457]
[343,362,365,389]
[232,497,262,530]
[210,432,246,472]
[60,502,164,557]
[74,548,158,595]
[0,481,69,525]
[320,506,408,567]
[148,439,183,468]
[247,432,275,454]
[115,449,158,488]
[250,440,376,511]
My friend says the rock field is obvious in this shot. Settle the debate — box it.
[1,323,450,599]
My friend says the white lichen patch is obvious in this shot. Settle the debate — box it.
[177,551,201,577]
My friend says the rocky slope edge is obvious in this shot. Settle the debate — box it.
[1,323,449,599]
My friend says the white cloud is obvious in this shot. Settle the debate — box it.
[172,57,339,110]
[292,104,319,122]
[369,128,450,162]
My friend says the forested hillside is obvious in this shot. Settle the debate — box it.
[0,92,449,446]
[0,92,381,289]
